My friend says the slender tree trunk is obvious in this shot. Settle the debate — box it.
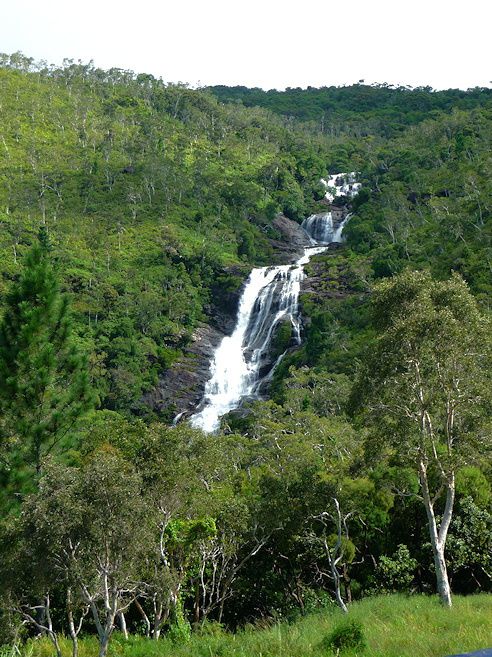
[50,632,63,657]
[218,596,226,624]
[433,542,452,607]
[67,589,79,657]
[71,632,79,657]
[118,611,128,639]
[419,460,453,607]
[44,595,62,657]
[134,599,150,638]
[193,582,200,625]
[330,558,348,613]
[98,634,110,657]
[343,565,352,604]
[152,603,168,641]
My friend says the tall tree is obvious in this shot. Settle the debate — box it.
[0,227,93,477]
[3,454,148,657]
[353,270,491,606]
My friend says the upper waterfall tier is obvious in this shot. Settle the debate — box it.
[321,172,361,202]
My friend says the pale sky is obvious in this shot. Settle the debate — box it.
[1,0,491,90]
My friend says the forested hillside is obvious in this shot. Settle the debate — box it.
[209,83,492,136]
[0,55,491,657]
[0,53,333,415]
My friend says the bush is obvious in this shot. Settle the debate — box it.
[167,602,192,644]
[375,544,417,593]
[322,618,366,653]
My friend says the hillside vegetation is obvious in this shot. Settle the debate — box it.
[0,53,331,414]
[209,83,492,136]
[20,595,492,657]
[0,55,490,657]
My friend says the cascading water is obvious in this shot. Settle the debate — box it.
[189,246,327,432]
[301,212,347,244]
[321,172,361,202]
[189,173,357,433]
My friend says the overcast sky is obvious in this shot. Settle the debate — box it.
[2,0,490,90]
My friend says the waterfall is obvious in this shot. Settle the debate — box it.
[320,172,361,203]
[301,212,348,245]
[188,174,357,432]
[189,246,326,433]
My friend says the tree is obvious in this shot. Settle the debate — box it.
[353,270,491,606]
[5,453,148,657]
[132,423,246,632]
[315,497,354,613]
[0,228,93,478]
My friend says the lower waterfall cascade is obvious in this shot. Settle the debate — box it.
[189,174,358,432]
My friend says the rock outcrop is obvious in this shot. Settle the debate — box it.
[143,322,227,420]
[144,266,246,420]
[144,212,351,422]
[269,214,312,263]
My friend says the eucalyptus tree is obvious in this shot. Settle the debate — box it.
[353,270,491,606]
[133,423,245,632]
[6,453,149,657]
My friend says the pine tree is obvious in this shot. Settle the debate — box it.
[0,227,93,475]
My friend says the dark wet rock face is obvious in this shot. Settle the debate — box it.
[143,322,228,421]
[269,214,312,263]
[145,213,310,419]
[144,212,352,422]
[207,265,247,334]
[144,271,245,420]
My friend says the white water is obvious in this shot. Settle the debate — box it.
[320,172,361,203]
[189,174,357,433]
[189,246,327,433]
[301,212,347,244]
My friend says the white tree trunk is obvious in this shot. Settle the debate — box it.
[98,633,110,657]
[433,542,452,607]
[118,611,128,639]
[330,557,348,614]
[419,460,454,607]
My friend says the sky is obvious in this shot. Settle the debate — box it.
[1,0,491,90]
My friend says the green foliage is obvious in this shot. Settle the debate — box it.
[270,320,294,359]
[322,619,366,653]
[455,467,491,507]
[165,517,217,551]
[10,594,492,657]
[273,366,352,416]
[1,57,492,647]
[353,270,491,459]
[209,83,492,136]
[351,269,491,605]
[447,497,492,588]
[0,229,93,490]
[374,545,418,593]
[0,57,333,414]
[167,598,192,644]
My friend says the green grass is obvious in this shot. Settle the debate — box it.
[17,594,492,657]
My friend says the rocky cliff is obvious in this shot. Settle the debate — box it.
[144,214,310,420]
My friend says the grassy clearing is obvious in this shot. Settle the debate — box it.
[17,594,492,657]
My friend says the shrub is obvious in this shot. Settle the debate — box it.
[322,618,366,653]
[375,544,417,593]
[193,620,226,637]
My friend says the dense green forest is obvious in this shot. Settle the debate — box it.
[209,83,492,136]
[0,54,491,657]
